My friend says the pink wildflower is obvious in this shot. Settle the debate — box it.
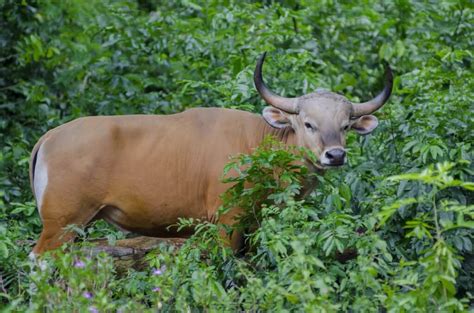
[153,265,166,275]
[88,306,98,313]
[83,291,93,299]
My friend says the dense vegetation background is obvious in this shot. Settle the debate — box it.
[1,0,472,311]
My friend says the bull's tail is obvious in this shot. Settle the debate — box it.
[29,135,46,199]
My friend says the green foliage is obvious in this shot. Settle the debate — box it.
[4,147,472,311]
[220,137,310,232]
[378,162,473,311]
[1,0,473,311]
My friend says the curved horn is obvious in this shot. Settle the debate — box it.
[254,52,299,114]
[352,64,393,117]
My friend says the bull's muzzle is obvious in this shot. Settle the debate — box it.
[321,148,346,166]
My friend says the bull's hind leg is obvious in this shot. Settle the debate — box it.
[32,193,101,255]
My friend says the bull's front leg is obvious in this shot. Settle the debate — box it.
[215,207,245,253]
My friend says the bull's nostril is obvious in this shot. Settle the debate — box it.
[326,151,335,159]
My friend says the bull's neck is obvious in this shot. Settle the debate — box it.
[257,117,322,196]
[259,119,296,146]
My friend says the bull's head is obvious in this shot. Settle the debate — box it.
[254,52,393,168]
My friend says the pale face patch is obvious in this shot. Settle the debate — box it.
[34,144,48,216]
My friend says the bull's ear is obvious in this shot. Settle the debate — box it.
[351,115,379,135]
[262,107,291,128]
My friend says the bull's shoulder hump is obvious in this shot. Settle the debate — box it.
[183,107,258,117]
[53,109,259,125]
[181,107,262,124]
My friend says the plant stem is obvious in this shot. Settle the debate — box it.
[432,190,441,241]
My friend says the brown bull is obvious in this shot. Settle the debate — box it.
[29,53,392,254]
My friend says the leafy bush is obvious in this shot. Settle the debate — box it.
[3,144,472,311]
[1,0,472,311]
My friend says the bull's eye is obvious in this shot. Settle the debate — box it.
[304,122,316,131]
